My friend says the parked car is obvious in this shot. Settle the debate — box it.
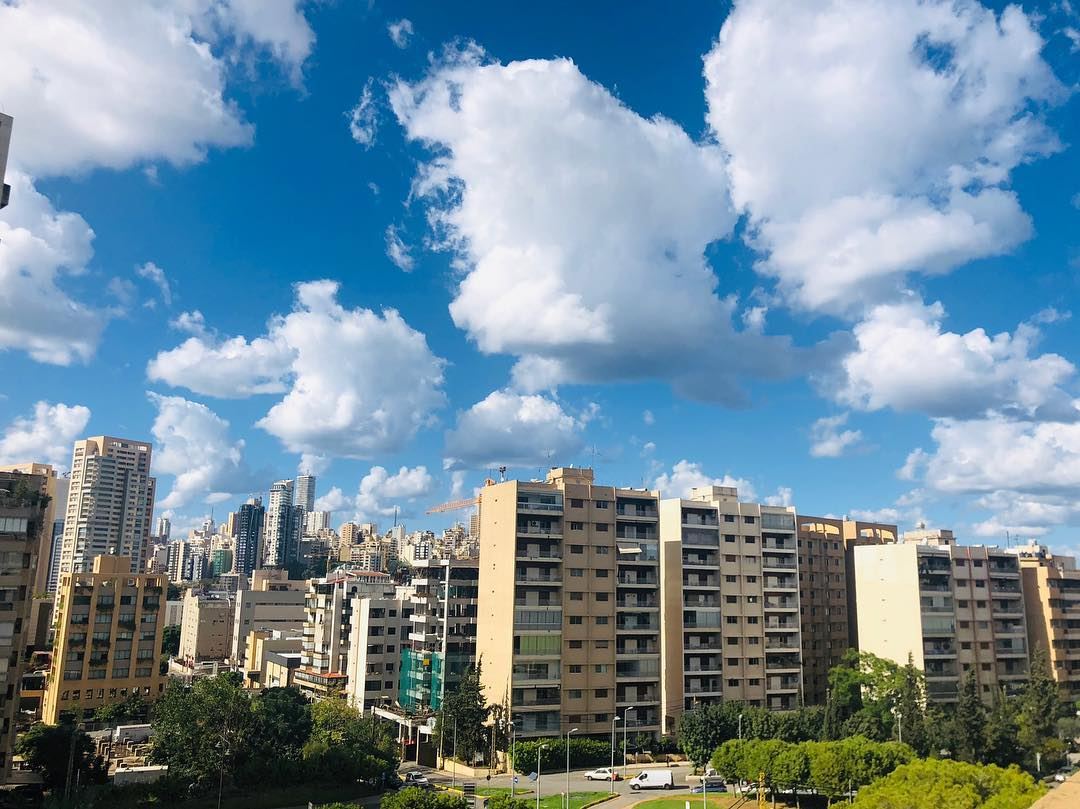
[403,771,430,786]
[583,767,619,781]
[629,770,675,790]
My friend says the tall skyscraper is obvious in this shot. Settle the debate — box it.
[0,463,65,594]
[235,498,265,576]
[263,480,294,568]
[295,475,316,514]
[59,437,156,575]
[155,516,171,541]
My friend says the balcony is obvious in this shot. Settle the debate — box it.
[684,656,722,673]
[764,597,798,610]
[765,655,801,671]
[515,548,562,561]
[762,556,796,570]
[684,595,720,608]
[617,573,658,586]
[615,527,657,541]
[768,676,800,692]
[616,595,658,609]
[764,619,798,630]
[617,642,659,656]
[616,660,661,679]
[617,616,659,632]
[918,581,952,593]
[682,554,717,568]
[515,572,561,585]
[996,639,1027,656]
[682,512,719,528]
[517,498,563,514]
[616,504,658,519]
[765,637,800,651]
[763,577,797,591]
[517,525,561,537]
[924,643,956,657]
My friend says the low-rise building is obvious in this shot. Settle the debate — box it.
[242,629,304,689]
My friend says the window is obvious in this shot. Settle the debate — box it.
[745,536,756,544]
[746,616,759,624]
[749,678,761,686]
[570,569,584,577]
[594,664,610,673]
[958,600,969,608]
[748,657,760,666]
[724,535,736,543]
[727,657,739,666]
[594,500,610,509]
[725,595,737,604]
[981,663,991,671]
[594,640,609,649]
[595,523,609,532]
[725,554,737,562]
[727,678,740,687]
[976,600,987,608]
[595,689,608,698]
[595,616,609,625]
[570,616,583,625]
[726,616,739,625]
[746,576,757,583]
[570,592,584,601]
[725,514,736,523]
[743,516,756,524]
[595,569,609,578]
[595,713,609,722]
[570,521,584,531]
[595,592,609,601]
[570,498,585,508]
[596,545,609,554]
[748,636,760,645]
[570,545,584,554]
[568,664,583,674]
[726,575,737,583]
[568,689,583,699]
[727,637,739,646]
[569,640,583,649]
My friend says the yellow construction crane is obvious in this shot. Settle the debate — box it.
[425,477,498,515]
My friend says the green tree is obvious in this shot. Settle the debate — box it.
[850,758,1044,809]
[303,698,397,784]
[149,673,255,792]
[822,689,843,741]
[1018,647,1059,761]
[244,687,312,783]
[16,722,106,790]
[953,670,987,763]
[485,794,531,809]
[896,655,928,756]
[160,624,181,656]
[379,787,468,809]
[985,690,1024,769]
[434,662,491,765]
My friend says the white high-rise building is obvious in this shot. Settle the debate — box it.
[295,475,316,514]
[156,516,171,541]
[263,480,294,568]
[59,436,156,575]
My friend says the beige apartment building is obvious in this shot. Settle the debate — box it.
[0,471,49,782]
[1012,542,1080,700]
[60,437,155,576]
[178,592,234,665]
[345,594,413,711]
[242,628,304,688]
[658,487,801,734]
[229,569,306,667]
[796,516,898,706]
[854,529,1028,703]
[44,555,167,723]
[477,468,663,739]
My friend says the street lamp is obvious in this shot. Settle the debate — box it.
[610,716,620,794]
[566,727,578,809]
[738,712,744,741]
[892,708,903,745]
[510,719,518,799]
[622,706,635,778]
[452,717,458,789]
[536,744,547,809]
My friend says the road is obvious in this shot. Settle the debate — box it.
[401,761,717,808]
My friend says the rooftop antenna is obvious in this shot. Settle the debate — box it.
[498,466,507,482]
[585,444,607,477]
[393,506,399,527]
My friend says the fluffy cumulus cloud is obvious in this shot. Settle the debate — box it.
[0,401,91,470]
[315,465,434,521]
[705,0,1064,313]
[0,172,103,364]
[149,281,446,461]
[387,18,414,48]
[809,413,863,458]
[384,225,415,271]
[444,390,586,469]
[136,262,173,307]
[148,392,255,509]
[347,79,379,147]
[834,299,1076,420]
[391,48,803,403]
[651,460,757,501]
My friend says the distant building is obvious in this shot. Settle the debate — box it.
[59,436,156,576]
[263,481,297,568]
[43,555,167,724]
[295,475,316,514]
[155,517,171,542]
[234,498,265,575]
[345,593,413,711]
[243,628,304,689]
[0,113,12,209]
[230,570,306,667]
[178,591,234,665]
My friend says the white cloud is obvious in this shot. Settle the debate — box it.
[641,441,656,457]
[765,487,794,507]
[385,225,415,271]
[834,299,1076,419]
[151,282,446,462]
[642,410,655,426]
[704,0,1064,313]
[809,414,863,458]
[449,470,468,500]
[298,453,329,476]
[0,401,91,470]
[314,486,350,514]
[391,48,801,403]
[651,460,757,501]
[387,18,414,48]
[136,261,173,306]
[217,0,315,84]
[444,390,586,469]
[348,79,379,147]
[970,491,1075,539]
[317,466,435,521]
[0,171,104,364]
[848,506,902,524]
[148,392,254,510]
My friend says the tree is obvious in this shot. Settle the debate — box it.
[303,698,397,784]
[850,758,1044,809]
[1018,647,1059,761]
[984,690,1024,769]
[16,722,106,790]
[434,662,491,764]
[379,787,468,809]
[953,670,987,763]
[896,655,928,756]
[244,687,312,783]
[160,624,181,656]
[485,795,531,809]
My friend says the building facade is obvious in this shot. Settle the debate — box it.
[43,555,167,724]
[263,480,295,568]
[59,437,155,576]
[854,530,1029,703]
[229,569,306,667]
[345,595,412,711]
[477,468,664,739]
[1013,543,1080,701]
[0,471,49,782]
[295,475,316,514]
[178,592,234,665]
[234,498,265,576]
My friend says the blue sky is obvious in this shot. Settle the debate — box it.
[1,1,1079,552]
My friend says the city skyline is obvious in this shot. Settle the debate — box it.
[1,1,1079,558]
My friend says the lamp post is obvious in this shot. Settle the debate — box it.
[610,716,620,794]
[738,712,744,741]
[566,727,578,809]
[893,708,903,745]
[510,720,517,799]
[622,706,635,778]
[536,744,547,809]
[452,717,458,789]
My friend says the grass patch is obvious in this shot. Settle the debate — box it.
[633,796,796,809]
[505,791,608,809]
[180,783,371,809]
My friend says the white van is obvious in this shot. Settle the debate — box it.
[629,770,675,790]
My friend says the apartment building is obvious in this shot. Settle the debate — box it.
[234,499,264,576]
[1011,542,1080,700]
[658,487,801,734]
[296,568,394,698]
[345,594,413,711]
[477,468,663,739]
[242,628,304,689]
[399,557,479,713]
[43,555,167,724]
[177,592,234,665]
[0,471,49,782]
[229,569,306,667]
[843,521,899,649]
[60,437,155,576]
[795,516,898,706]
[854,530,1029,703]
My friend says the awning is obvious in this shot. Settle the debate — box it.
[617,544,642,554]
